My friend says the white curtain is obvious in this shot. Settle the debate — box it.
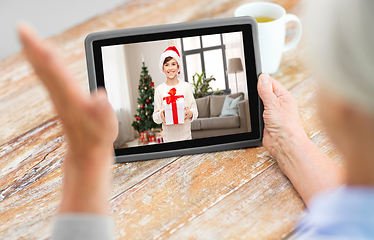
[223,32,248,98]
[102,45,134,148]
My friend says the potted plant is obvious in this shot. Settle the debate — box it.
[191,72,217,99]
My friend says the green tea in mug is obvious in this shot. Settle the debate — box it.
[254,16,276,23]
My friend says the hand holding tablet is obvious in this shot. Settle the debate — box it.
[85,17,264,162]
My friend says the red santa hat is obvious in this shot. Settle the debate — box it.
[159,46,182,76]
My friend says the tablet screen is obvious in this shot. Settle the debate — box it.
[92,24,261,156]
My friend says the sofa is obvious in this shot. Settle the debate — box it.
[191,92,251,139]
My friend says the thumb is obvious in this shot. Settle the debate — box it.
[258,73,276,107]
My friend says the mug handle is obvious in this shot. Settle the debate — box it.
[283,14,302,52]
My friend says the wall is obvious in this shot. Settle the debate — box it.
[0,0,130,60]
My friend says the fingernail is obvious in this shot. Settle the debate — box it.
[260,73,270,84]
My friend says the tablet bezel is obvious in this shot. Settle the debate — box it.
[85,17,263,163]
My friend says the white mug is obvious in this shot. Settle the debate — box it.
[235,2,302,74]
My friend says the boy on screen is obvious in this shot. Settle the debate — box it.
[152,46,198,143]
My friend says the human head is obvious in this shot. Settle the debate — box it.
[159,46,182,76]
[307,0,374,155]
[162,57,179,79]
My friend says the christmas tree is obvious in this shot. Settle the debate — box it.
[132,61,161,133]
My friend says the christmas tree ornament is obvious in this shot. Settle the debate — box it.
[146,99,150,103]
[145,87,147,90]
[143,83,145,87]
[145,76,147,79]
[146,112,148,116]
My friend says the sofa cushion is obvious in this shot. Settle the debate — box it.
[228,92,244,99]
[209,95,227,117]
[191,119,202,130]
[200,116,240,130]
[195,97,210,118]
[209,92,245,117]
[220,95,243,117]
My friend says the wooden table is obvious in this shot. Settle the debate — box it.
[0,0,343,239]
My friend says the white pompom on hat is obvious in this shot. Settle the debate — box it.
[159,46,182,76]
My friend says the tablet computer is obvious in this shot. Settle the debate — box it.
[85,16,263,163]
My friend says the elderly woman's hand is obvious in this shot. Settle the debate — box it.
[257,73,307,163]
[18,24,118,215]
[257,73,346,204]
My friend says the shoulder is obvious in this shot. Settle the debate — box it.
[294,186,374,239]
[179,81,190,87]
[155,83,166,92]
[179,81,193,90]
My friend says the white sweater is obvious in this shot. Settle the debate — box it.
[153,80,198,143]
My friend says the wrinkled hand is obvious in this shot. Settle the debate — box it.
[18,24,118,214]
[257,73,307,162]
[257,74,346,205]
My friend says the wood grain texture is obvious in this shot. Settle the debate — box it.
[0,118,180,238]
[166,164,305,240]
[0,118,64,201]
[0,0,338,239]
[110,149,275,239]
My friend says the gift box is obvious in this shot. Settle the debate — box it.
[140,131,148,139]
[163,87,184,125]
[138,137,148,145]
[155,132,163,143]
[149,136,156,143]
[156,136,163,143]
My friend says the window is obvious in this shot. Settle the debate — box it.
[181,34,230,93]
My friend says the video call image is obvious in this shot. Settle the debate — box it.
[101,32,252,149]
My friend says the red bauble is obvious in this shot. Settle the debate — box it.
[143,83,145,87]
[137,86,140,89]
[145,76,148,79]
[150,81,154,87]
[141,105,144,109]
[146,99,150,103]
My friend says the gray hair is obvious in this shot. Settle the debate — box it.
[307,0,374,114]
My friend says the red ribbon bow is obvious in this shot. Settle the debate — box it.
[163,87,184,124]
